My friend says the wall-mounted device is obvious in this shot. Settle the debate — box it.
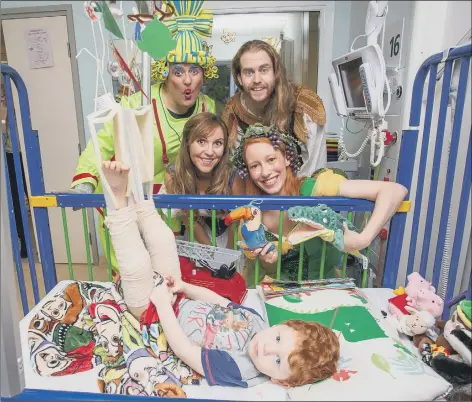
[329,43,387,121]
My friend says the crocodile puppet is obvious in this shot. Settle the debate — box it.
[286,204,369,270]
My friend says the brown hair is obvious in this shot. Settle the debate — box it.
[282,320,340,387]
[234,137,304,196]
[232,40,296,132]
[166,112,231,196]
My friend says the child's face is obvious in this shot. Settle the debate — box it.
[248,324,297,383]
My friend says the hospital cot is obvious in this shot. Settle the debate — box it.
[1,43,471,401]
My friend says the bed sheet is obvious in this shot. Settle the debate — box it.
[19,281,287,401]
[19,282,419,400]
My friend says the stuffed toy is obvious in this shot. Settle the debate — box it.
[415,300,472,400]
[388,306,436,337]
[388,273,444,318]
[224,203,276,260]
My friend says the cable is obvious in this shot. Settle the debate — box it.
[345,118,369,134]
[338,117,372,160]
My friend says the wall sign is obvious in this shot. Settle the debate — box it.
[383,18,405,69]
[25,28,54,69]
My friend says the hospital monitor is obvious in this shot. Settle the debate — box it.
[329,44,386,120]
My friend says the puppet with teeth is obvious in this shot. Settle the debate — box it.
[224,203,276,259]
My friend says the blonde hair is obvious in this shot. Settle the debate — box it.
[166,112,231,196]
[234,137,304,196]
[282,320,340,387]
[232,40,296,132]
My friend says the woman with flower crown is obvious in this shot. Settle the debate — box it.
[69,1,218,273]
[231,124,408,286]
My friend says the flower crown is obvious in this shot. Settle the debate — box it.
[231,123,303,179]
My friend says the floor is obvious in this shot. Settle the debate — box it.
[16,257,111,319]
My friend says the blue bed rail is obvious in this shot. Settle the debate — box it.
[383,44,472,318]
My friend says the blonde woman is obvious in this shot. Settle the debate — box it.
[160,112,236,249]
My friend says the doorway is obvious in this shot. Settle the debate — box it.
[200,11,321,117]
[1,5,99,266]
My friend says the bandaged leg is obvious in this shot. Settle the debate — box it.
[102,162,153,319]
[135,200,181,280]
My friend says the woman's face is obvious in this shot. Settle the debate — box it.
[245,141,289,195]
[166,63,204,109]
[189,126,225,176]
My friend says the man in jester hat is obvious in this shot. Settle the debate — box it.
[70,1,218,273]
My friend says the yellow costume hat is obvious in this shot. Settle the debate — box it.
[152,0,218,81]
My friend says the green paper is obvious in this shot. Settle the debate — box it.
[137,17,177,61]
[371,353,395,379]
[264,304,387,343]
[99,1,124,39]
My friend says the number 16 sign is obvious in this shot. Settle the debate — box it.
[383,17,405,69]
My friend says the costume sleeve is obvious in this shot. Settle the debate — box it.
[297,113,328,177]
[201,348,248,387]
[311,168,348,196]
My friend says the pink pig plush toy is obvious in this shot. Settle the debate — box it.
[405,272,436,298]
[389,273,444,318]
[406,288,444,318]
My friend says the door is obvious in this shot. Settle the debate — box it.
[2,15,96,264]
[200,11,320,117]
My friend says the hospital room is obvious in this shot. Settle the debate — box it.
[1,0,471,400]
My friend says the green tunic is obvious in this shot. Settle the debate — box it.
[244,171,346,287]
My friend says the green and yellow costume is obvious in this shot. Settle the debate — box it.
[71,1,216,272]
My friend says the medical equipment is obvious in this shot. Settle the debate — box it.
[329,1,391,167]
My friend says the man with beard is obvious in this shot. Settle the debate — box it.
[222,39,328,178]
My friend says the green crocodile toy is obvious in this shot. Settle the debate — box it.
[286,204,369,271]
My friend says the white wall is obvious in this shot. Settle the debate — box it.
[207,12,304,83]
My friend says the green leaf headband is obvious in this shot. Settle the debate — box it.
[231,123,303,179]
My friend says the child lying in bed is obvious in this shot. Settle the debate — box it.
[103,160,340,388]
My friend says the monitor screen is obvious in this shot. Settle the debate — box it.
[338,57,366,109]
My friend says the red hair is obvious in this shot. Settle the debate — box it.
[282,320,340,387]
[235,137,304,196]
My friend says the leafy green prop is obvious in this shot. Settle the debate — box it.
[137,17,177,61]
[97,1,124,39]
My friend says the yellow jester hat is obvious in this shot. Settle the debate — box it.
[152,0,218,82]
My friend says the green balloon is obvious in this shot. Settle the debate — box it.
[137,18,177,61]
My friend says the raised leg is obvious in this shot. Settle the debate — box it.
[102,161,153,319]
[135,200,182,280]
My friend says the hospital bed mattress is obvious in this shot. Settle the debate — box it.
[19,281,419,400]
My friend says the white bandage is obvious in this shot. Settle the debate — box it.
[105,205,153,309]
[135,200,182,280]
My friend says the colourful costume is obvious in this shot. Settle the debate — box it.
[71,1,217,272]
